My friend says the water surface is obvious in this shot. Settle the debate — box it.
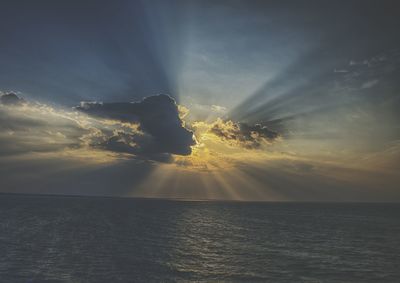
[0,194,399,282]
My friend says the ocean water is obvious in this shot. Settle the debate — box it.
[0,194,399,282]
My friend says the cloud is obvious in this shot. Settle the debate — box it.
[361,79,379,89]
[333,69,349,73]
[0,92,196,163]
[0,92,150,161]
[0,98,87,157]
[211,105,227,113]
[76,94,196,156]
[0,92,25,106]
[194,118,279,149]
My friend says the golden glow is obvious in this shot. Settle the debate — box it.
[0,101,144,164]
[3,100,399,201]
[173,118,282,172]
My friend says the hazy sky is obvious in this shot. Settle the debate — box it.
[0,0,399,201]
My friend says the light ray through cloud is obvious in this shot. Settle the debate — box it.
[0,0,399,201]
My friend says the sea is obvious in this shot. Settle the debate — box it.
[0,194,399,282]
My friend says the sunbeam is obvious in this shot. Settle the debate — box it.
[0,0,399,202]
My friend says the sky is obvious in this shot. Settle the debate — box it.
[0,0,399,201]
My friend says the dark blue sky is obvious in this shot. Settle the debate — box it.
[0,0,182,104]
[1,0,399,107]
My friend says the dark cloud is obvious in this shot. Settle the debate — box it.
[0,92,192,162]
[0,92,25,105]
[90,130,172,163]
[101,132,139,155]
[210,119,279,149]
[76,94,196,156]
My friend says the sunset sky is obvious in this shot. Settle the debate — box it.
[0,0,399,201]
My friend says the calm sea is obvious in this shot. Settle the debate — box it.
[0,194,399,282]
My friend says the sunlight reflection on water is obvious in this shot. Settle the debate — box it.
[0,194,399,282]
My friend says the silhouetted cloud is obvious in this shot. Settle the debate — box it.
[0,93,194,162]
[0,92,25,105]
[76,94,196,156]
[87,130,172,162]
